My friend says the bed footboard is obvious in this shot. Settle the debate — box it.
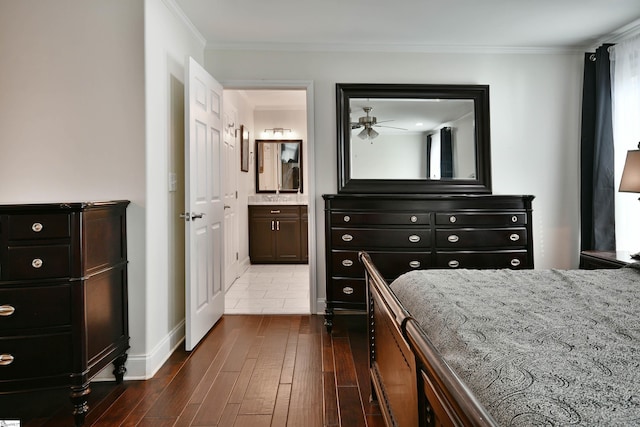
[360,251,496,427]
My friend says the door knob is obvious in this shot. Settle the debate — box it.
[191,212,205,220]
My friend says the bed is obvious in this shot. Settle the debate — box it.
[360,251,640,426]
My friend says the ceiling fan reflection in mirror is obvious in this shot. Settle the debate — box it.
[350,107,407,141]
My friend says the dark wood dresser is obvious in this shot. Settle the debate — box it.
[0,201,129,426]
[323,194,534,331]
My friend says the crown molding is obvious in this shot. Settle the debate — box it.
[161,0,206,48]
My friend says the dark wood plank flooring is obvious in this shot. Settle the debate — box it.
[1,314,384,427]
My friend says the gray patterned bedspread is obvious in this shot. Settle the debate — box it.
[391,265,640,426]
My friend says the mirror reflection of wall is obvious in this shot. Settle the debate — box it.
[256,139,303,193]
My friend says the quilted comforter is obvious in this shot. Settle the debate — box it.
[391,265,640,426]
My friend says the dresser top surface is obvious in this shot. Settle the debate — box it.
[0,200,130,212]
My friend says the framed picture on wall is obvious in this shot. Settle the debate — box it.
[240,125,249,172]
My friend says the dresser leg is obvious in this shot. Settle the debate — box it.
[70,384,90,426]
[113,352,128,384]
[324,308,334,333]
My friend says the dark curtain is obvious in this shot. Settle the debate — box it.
[440,127,453,178]
[580,44,616,251]
[426,134,432,178]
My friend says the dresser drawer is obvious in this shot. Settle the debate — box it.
[0,333,72,380]
[435,212,526,226]
[436,250,529,269]
[329,278,366,304]
[435,228,527,249]
[331,228,430,249]
[331,212,430,226]
[0,285,71,331]
[4,245,71,280]
[332,250,432,279]
[7,214,71,240]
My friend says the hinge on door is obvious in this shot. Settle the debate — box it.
[236,252,239,260]
[236,191,238,199]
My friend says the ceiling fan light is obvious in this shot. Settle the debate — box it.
[369,128,379,139]
[358,128,368,139]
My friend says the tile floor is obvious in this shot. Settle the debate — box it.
[224,263,310,314]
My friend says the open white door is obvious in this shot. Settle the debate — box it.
[223,106,239,291]
[184,57,224,351]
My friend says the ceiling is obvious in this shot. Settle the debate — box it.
[175,0,640,52]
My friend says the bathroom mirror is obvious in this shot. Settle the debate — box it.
[337,83,492,193]
[256,139,303,193]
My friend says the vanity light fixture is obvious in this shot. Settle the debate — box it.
[264,127,291,137]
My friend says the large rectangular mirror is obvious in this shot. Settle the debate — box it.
[337,83,492,194]
[256,139,303,193]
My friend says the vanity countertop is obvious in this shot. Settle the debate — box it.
[248,195,308,205]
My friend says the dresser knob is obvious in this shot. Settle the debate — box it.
[342,286,354,295]
[509,233,520,242]
[409,260,421,268]
[408,235,421,243]
[447,234,459,243]
[341,234,353,242]
[449,215,457,223]
[410,215,418,223]
[342,259,354,267]
[510,258,521,267]
[32,222,43,232]
[0,354,15,366]
[511,215,518,223]
[343,215,351,223]
[32,258,43,268]
[0,305,16,317]
[448,260,460,268]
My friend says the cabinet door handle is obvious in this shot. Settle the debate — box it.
[342,286,354,295]
[510,258,521,267]
[32,258,43,269]
[0,354,14,366]
[341,234,353,242]
[342,259,353,267]
[448,260,460,268]
[276,220,280,231]
[409,260,421,268]
[32,222,43,232]
[509,233,520,242]
[0,305,15,317]
[447,234,459,243]
[271,220,275,231]
[408,235,421,243]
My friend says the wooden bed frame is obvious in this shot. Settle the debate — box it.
[360,251,497,427]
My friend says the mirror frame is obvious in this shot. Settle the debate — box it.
[255,139,303,193]
[337,83,492,194]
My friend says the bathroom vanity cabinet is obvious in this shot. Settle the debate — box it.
[249,205,307,263]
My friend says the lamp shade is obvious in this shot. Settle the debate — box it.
[619,149,640,193]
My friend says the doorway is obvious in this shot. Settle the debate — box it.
[222,82,316,315]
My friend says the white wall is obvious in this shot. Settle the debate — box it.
[0,0,147,371]
[206,50,584,309]
[143,0,205,378]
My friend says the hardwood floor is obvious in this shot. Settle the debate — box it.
[1,314,385,427]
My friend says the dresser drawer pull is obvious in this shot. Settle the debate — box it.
[32,258,43,268]
[510,258,521,267]
[511,215,518,223]
[270,210,281,214]
[342,286,354,295]
[342,259,354,267]
[447,234,459,243]
[409,260,421,268]
[410,215,418,223]
[343,215,351,223]
[341,234,353,242]
[509,233,520,242]
[408,235,421,243]
[449,215,457,223]
[0,305,16,317]
[448,260,460,268]
[32,222,44,232]
[0,354,14,366]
